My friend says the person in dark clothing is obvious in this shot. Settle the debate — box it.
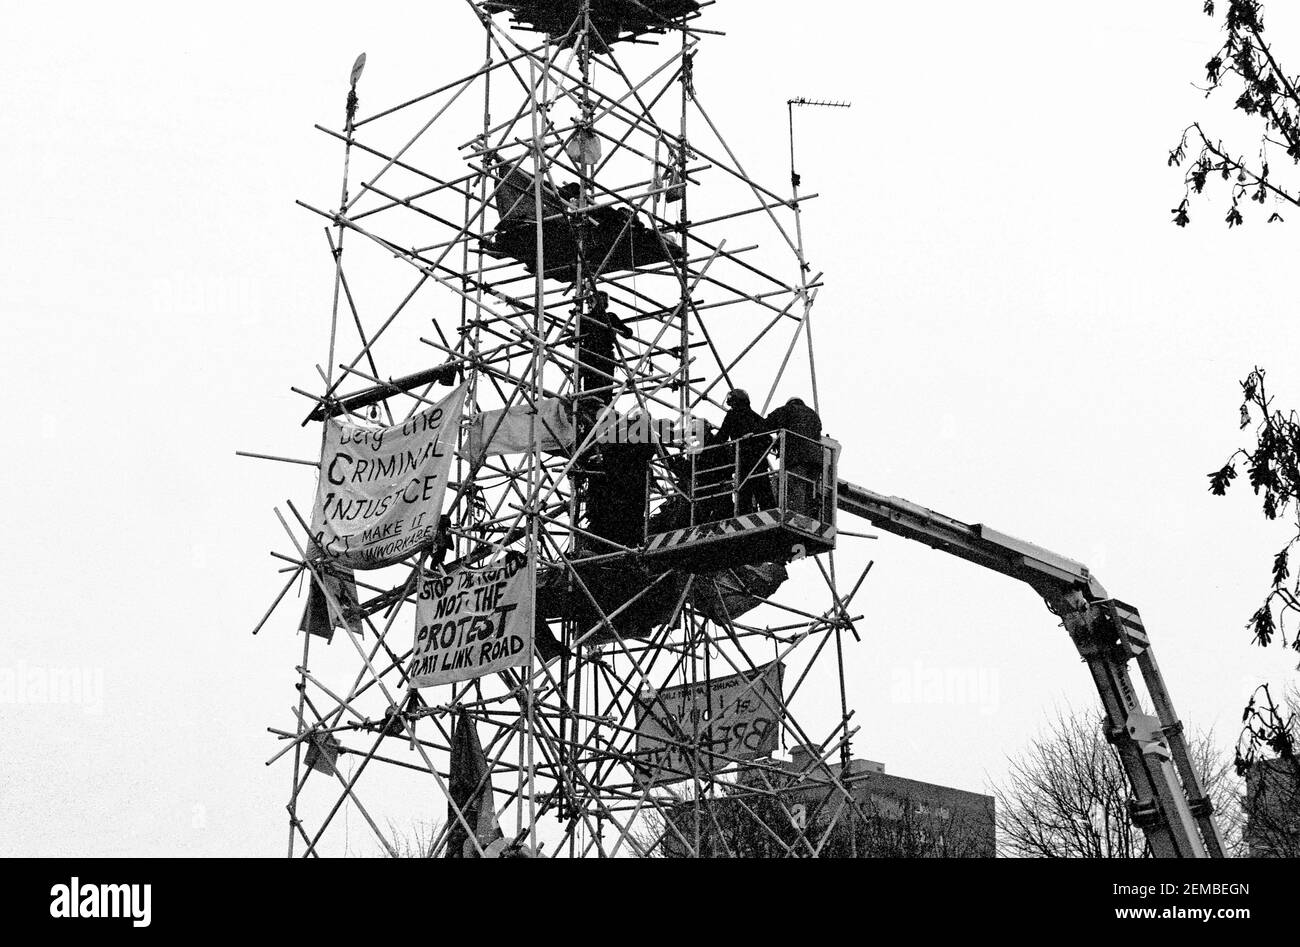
[646,451,694,534]
[573,290,632,411]
[585,434,654,548]
[718,389,774,513]
[693,424,735,524]
[765,396,822,460]
[428,513,455,568]
[765,396,824,517]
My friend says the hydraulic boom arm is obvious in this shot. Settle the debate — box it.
[836,479,1225,858]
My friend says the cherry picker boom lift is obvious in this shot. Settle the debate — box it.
[836,479,1226,858]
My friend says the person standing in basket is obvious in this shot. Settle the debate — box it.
[765,396,823,517]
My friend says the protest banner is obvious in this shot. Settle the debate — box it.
[463,398,573,464]
[310,384,465,569]
[633,661,785,786]
[409,554,535,687]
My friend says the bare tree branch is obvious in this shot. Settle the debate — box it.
[993,707,1243,857]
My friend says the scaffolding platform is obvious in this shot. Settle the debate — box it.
[484,212,682,281]
[482,0,703,47]
[481,160,683,280]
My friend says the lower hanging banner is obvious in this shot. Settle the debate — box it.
[632,660,785,787]
[409,553,535,688]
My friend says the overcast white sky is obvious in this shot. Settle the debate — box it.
[3,1,1299,856]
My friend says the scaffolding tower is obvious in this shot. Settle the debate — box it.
[250,0,877,857]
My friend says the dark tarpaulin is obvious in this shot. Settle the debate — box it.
[487,159,568,227]
[533,617,569,663]
[304,731,342,776]
[535,556,786,645]
[692,562,789,625]
[537,560,690,645]
[299,564,363,642]
[481,160,683,281]
[445,709,504,858]
[482,0,703,47]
